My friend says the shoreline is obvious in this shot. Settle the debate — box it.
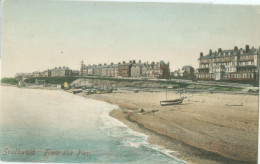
[81,89,258,164]
[2,84,258,164]
[109,109,254,164]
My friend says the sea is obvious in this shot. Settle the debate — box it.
[0,86,186,163]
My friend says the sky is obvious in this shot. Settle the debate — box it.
[1,0,260,77]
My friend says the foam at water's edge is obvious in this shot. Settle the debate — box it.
[98,108,188,164]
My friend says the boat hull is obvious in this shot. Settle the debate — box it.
[160,98,183,106]
[73,90,82,94]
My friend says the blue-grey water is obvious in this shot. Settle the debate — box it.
[0,86,185,163]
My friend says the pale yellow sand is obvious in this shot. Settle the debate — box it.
[84,90,258,164]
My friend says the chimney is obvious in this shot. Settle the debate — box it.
[133,60,136,64]
[218,48,222,53]
[245,45,249,52]
[209,49,212,55]
[123,61,125,64]
[200,52,203,57]
[111,62,113,65]
[234,46,238,51]
[139,60,141,63]
[129,60,132,64]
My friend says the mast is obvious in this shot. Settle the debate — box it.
[166,88,167,100]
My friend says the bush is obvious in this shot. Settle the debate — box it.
[1,78,18,85]
[24,77,79,84]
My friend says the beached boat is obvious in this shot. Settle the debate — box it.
[73,89,82,94]
[160,97,184,106]
[96,89,113,94]
[160,87,184,106]
[86,89,96,95]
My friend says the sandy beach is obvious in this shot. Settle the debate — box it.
[80,89,258,164]
[2,84,258,163]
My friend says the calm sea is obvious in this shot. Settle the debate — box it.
[0,86,185,163]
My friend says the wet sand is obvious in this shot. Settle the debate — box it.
[82,90,258,164]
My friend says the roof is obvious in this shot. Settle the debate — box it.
[52,67,71,71]
[199,48,259,60]
[182,65,194,70]
[83,60,169,69]
[132,63,145,67]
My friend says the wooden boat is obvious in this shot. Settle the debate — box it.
[96,89,113,94]
[160,97,184,106]
[86,89,96,95]
[73,89,82,94]
[160,87,184,106]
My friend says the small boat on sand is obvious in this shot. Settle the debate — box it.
[96,89,113,94]
[86,89,96,95]
[160,87,184,106]
[73,89,82,94]
[160,97,184,106]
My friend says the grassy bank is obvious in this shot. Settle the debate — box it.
[1,78,18,85]
[24,76,243,92]
[24,77,79,85]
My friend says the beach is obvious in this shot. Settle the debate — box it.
[2,84,258,163]
[81,89,258,164]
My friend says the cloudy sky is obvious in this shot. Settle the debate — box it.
[1,0,260,77]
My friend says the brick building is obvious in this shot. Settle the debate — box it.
[197,45,259,82]
[51,67,72,77]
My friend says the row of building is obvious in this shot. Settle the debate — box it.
[16,44,259,83]
[15,67,79,79]
[80,60,170,79]
[197,45,260,82]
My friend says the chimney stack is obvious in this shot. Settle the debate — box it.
[234,46,238,51]
[200,52,203,57]
[245,45,249,52]
[218,48,222,53]
[139,60,141,63]
[133,60,136,64]
[209,49,212,55]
